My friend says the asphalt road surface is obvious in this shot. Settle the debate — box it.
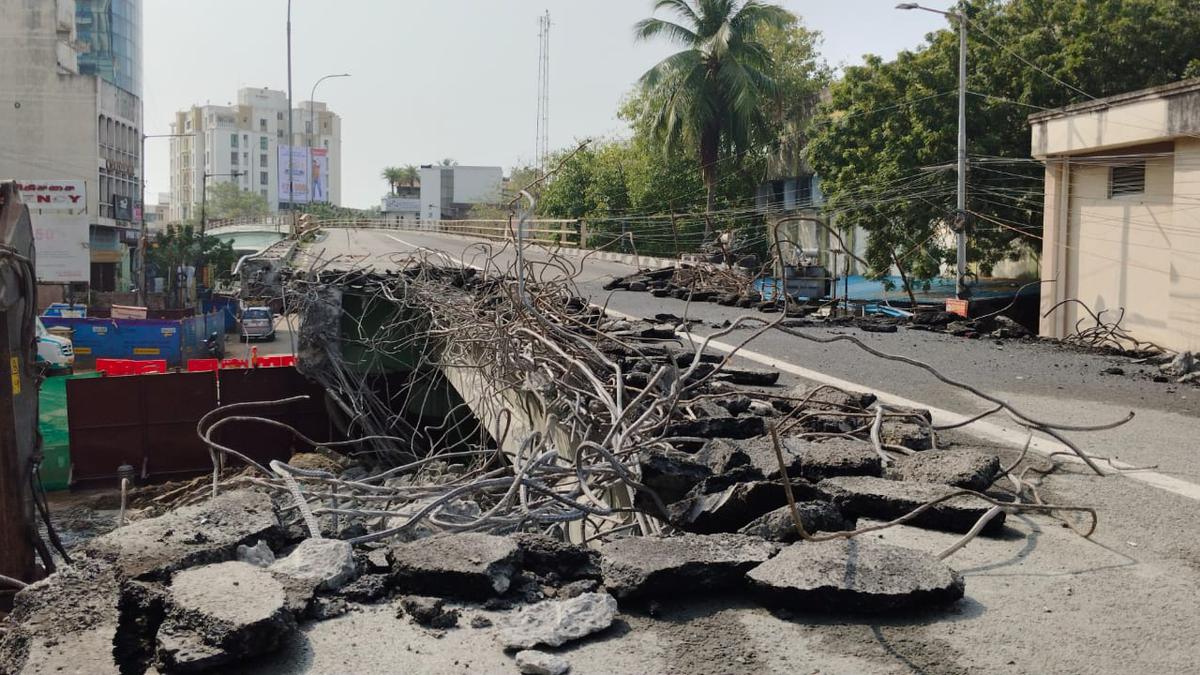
[295,227,1200,674]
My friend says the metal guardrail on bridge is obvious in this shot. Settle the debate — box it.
[315,218,583,248]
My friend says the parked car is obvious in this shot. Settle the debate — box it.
[35,317,74,373]
[239,306,276,342]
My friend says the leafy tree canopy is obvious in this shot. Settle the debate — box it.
[204,181,269,221]
[805,0,1200,280]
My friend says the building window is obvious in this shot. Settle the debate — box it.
[260,136,268,150]
[305,121,312,135]
[261,189,268,199]
[276,111,284,121]
[260,171,268,185]
[231,151,238,164]
[230,133,238,148]
[260,153,268,166]
[1109,163,1146,197]
[243,152,249,164]
[259,118,267,131]
[243,134,248,145]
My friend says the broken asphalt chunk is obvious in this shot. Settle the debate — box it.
[390,532,521,599]
[737,502,857,541]
[886,448,1003,491]
[666,415,767,439]
[499,592,618,649]
[154,561,296,673]
[270,537,357,591]
[79,489,282,581]
[515,649,571,675]
[668,479,817,533]
[636,446,712,507]
[818,476,1006,534]
[746,539,965,613]
[599,533,777,601]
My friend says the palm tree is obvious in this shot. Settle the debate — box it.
[401,164,420,187]
[439,158,458,167]
[635,0,791,236]
[381,166,404,195]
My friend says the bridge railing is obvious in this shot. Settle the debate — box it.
[317,218,583,248]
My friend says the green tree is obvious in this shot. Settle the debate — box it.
[633,0,793,235]
[205,181,269,220]
[401,164,420,187]
[380,166,403,195]
[146,224,237,306]
[806,0,1200,281]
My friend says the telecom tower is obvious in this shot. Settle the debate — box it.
[535,10,550,174]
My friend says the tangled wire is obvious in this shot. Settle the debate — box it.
[181,234,1137,561]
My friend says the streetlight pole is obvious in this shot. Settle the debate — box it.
[286,0,295,229]
[308,73,350,206]
[309,73,350,149]
[897,2,969,299]
[200,171,244,236]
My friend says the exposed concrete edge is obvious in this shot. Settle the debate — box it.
[327,227,683,271]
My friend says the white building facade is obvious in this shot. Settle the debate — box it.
[0,0,145,295]
[168,88,341,222]
[417,165,503,222]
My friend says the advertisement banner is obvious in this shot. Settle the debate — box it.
[16,180,86,212]
[277,145,311,204]
[310,147,330,203]
[32,214,90,282]
[18,181,89,283]
[382,197,420,212]
[113,194,133,221]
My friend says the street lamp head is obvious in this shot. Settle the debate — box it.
[895,3,920,9]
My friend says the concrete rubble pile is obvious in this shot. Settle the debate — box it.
[1,253,1117,672]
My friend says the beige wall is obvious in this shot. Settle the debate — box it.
[1039,141,1200,351]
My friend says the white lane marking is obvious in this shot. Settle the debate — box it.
[372,231,1200,502]
[383,233,484,270]
[602,307,1200,502]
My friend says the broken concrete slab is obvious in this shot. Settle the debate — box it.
[818,476,1006,534]
[271,537,357,591]
[400,595,461,628]
[0,562,122,675]
[776,385,877,413]
[390,533,521,599]
[713,367,780,386]
[338,573,391,604]
[499,592,618,649]
[692,438,755,475]
[783,437,884,481]
[737,502,857,542]
[666,415,767,439]
[511,533,602,582]
[636,446,712,506]
[79,489,282,581]
[155,561,295,673]
[237,540,276,568]
[668,480,792,533]
[600,533,777,600]
[515,649,571,675]
[886,448,1003,491]
[879,420,934,451]
[746,539,965,613]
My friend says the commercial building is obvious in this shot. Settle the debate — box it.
[417,165,502,222]
[1029,77,1200,352]
[0,0,144,295]
[168,88,342,222]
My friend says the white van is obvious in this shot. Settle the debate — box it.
[36,318,74,373]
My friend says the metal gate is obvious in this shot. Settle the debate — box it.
[66,367,332,485]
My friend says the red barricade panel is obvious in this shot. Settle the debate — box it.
[187,359,219,372]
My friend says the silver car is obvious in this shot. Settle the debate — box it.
[240,306,276,342]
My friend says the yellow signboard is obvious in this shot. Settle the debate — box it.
[132,347,160,355]
[73,346,92,354]
[10,357,20,395]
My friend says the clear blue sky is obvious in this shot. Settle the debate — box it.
[143,0,957,208]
